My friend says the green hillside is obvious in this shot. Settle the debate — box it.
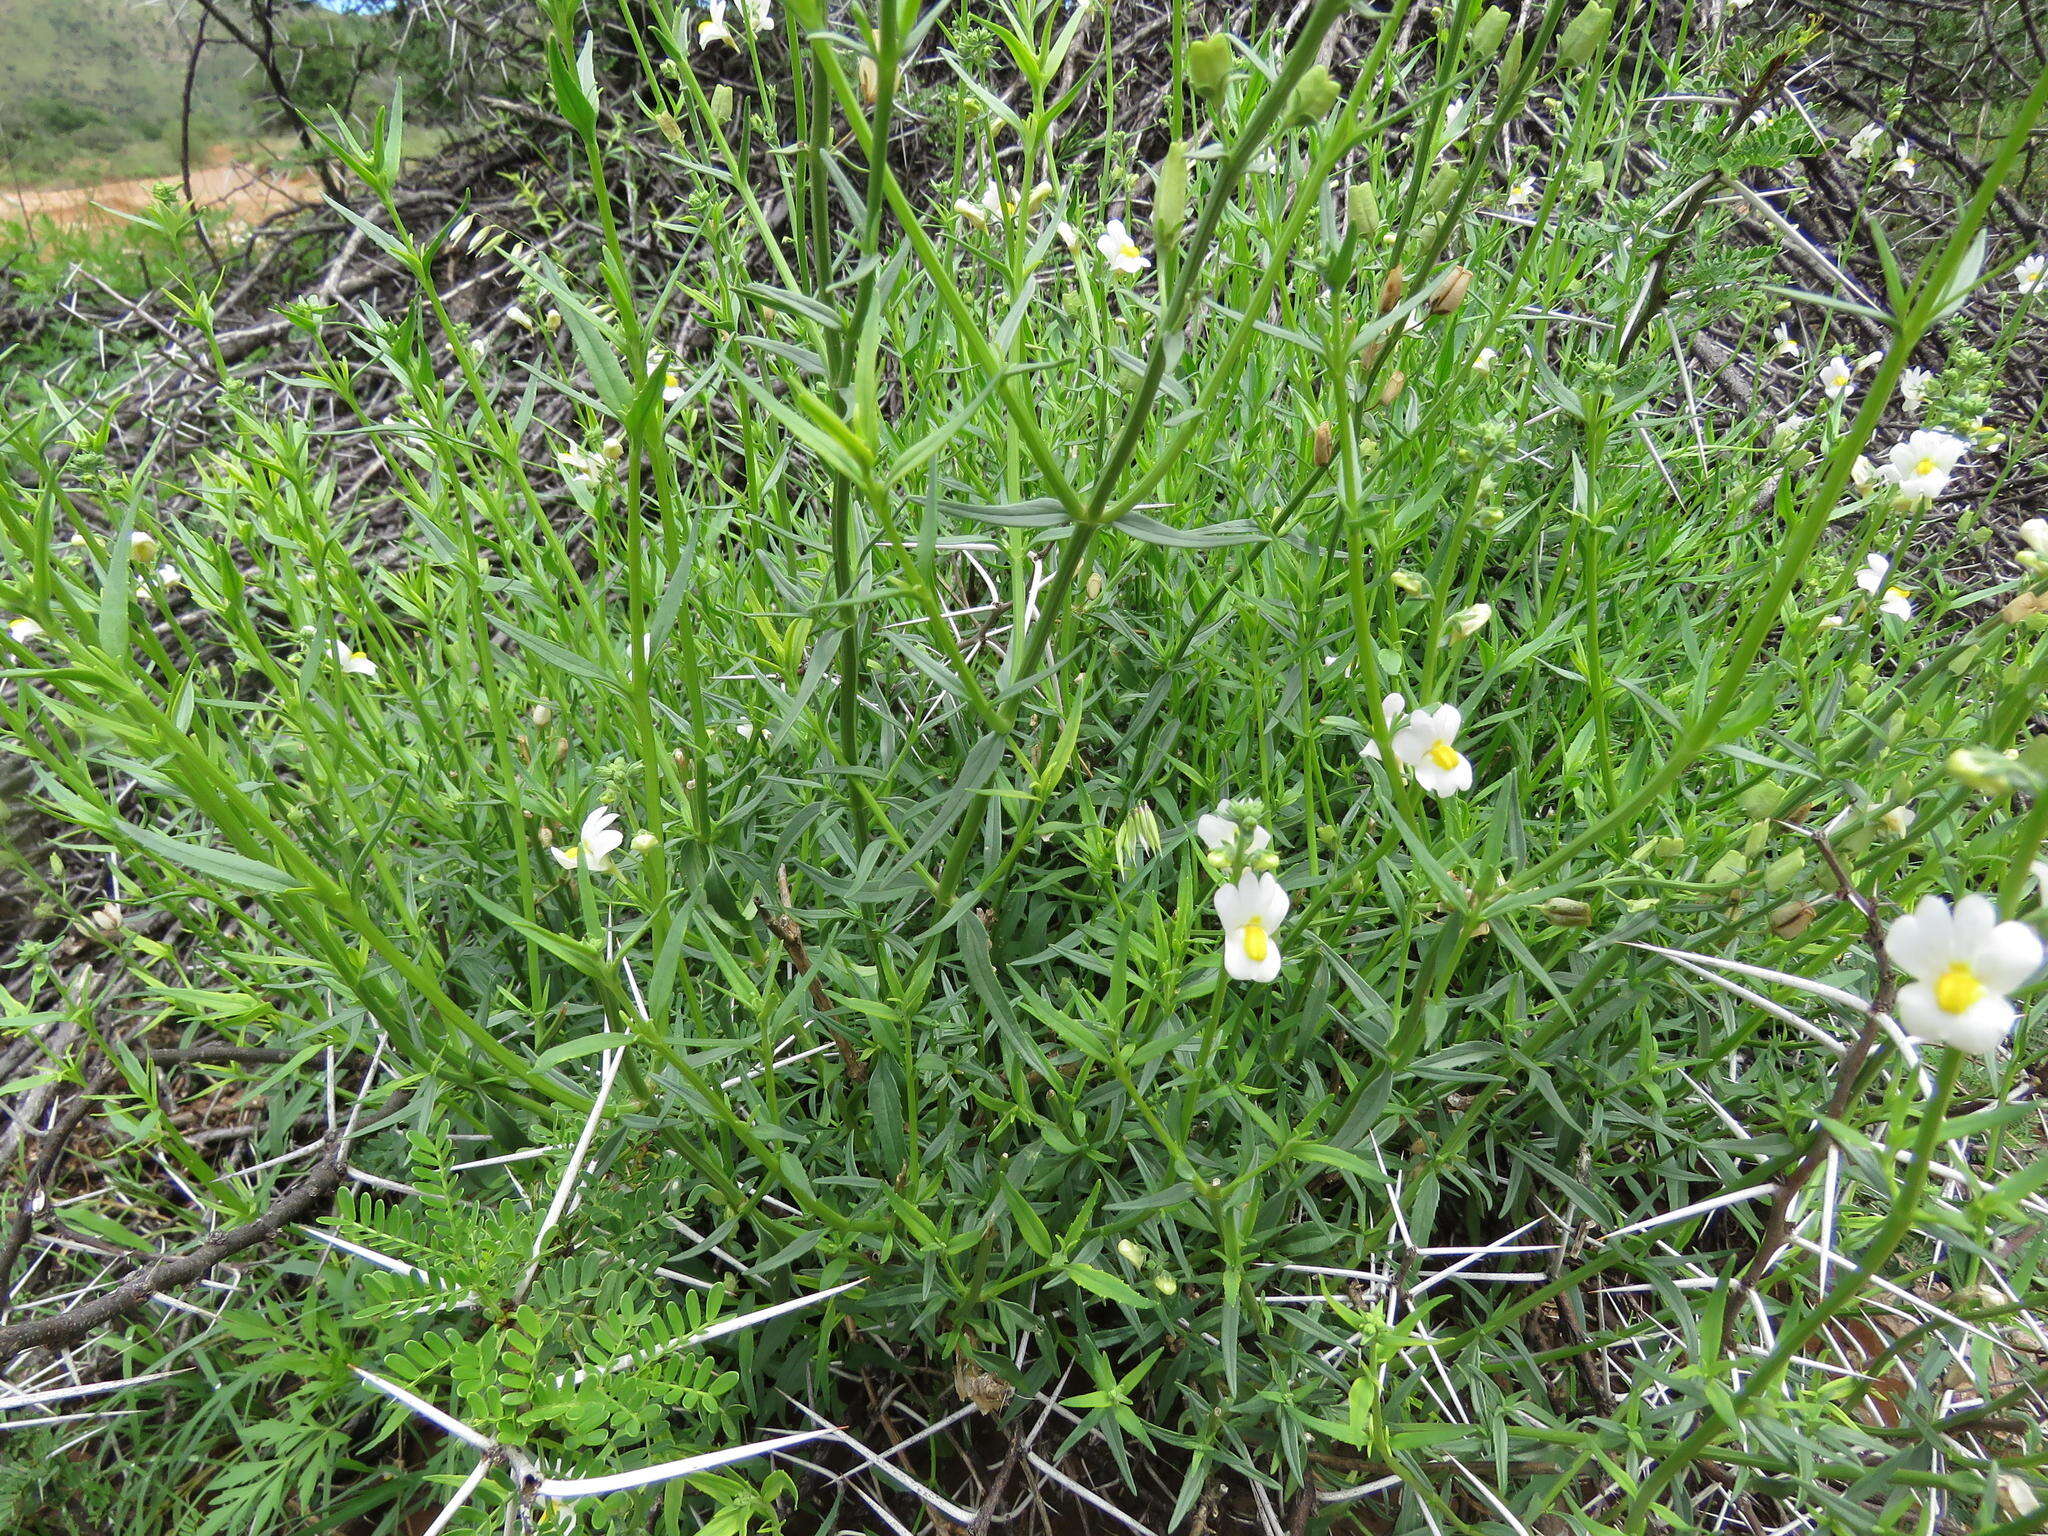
[0,0,252,184]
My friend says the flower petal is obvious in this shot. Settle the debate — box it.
[1253,874,1289,930]
[1885,897,1954,982]
[1973,920,2045,994]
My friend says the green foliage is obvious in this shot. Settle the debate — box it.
[2,1,2047,1532]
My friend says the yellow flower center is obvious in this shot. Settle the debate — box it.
[1934,961,1985,1015]
[1240,917,1269,963]
[1915,457,1936,477]
[1428,740,1461,771]
[1119,243,1140,260]
[1885,587,1909,602]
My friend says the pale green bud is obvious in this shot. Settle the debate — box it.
[1154,141,1190,241]
[1558,3,1612,68]
[1468,6,1511,56]
[1289,65,1341,123]
[1187,34,1233,92]
[1539,897,1593,928]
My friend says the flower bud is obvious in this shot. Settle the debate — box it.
[1742,821,1770,859]
[1376,370,1407,406]
[531,703,553,728]
[2020,518,2048,555]
[1391,569,1425,595]
[858,55,880,106]
[1704,850,1747,886]
[129,529,160,564]
[1947,746,2034,798]
[87,903,124,935]
[1558,3,1612,68]
[710,84,735,124]
[1288,65,1341,123]
[1153,1273,1178,1296]
[1347,183,1380,241]
[1430,266,1474,314]
[1768,898,1815,940]
[554,736,570,762]
[1377,264,1404,314]
[1313,420,1335,466]
[1187,33,1233,92]
[1468,5,1511,55]
[1879,804,1915,838]
[1117,1238,1149,1268]
[1422,164,1459,214]
[1540,897,1592,927]
[631,831,660,853]
[1446,602,1492,639]
[1762,848,1806,893]
[538,826,556,848]
[1154,140,1189,240]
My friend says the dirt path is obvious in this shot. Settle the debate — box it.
[0,161,316,230]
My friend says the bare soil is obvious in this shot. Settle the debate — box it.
[0,156,315,231]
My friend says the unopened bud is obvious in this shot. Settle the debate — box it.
[1558,2,1612,68]
[1429,269,1472,317]
[1346,183,1380,240]
[1768,899,1815,940]
[1117,1238,1149,1267]
[87,903,124,935]
[1422,164,1459,214]
[1313,420,1335,466]
[1540,897,1592,927]
[538,826,556,848]
[1376,370,1407,406]
[1187,33,1232,93]
[1377,264,1404,314]
[1469,5,1511,56]
[1391,569,1425,595]
[1446,602,1492,639]
[1288,65,1341,123]
[1948,746,2033,798]
[631,831,659,853]
[531,703,553,728]
[1153,1273,1178,1296]
[857,55,880,106]
[2020,517,2048,555]
[1154,141,1189,240]
[554,737,570,762]
[1762,848,1806,893]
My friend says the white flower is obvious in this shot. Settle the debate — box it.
[1818,355,1855,401]
[129,529,160,564]
[1056,220,1080,252]
[1890,149,1916,181]
[648,348,685,403]
[1472,346,1499,374]
[740,0,771,27]
[1504,177,1537,209]
[1215,871,1289,984]
[1846,122,1884,160]
[1771,323,1800,359]
[1360,692,1407,760]
[550,806,625,873]
[6,616,43,642]
[332,639,378,676]
[1097,219,1150,276]
[1879,803,1915,838]
[2019,517,2048,555]
[1854,350,1884,372]
[1391,704,1474,797]
[1899,367,1931,411]
[1772,411,1809,446]
[2014,254,2048,294]
[1850,455,1878,492]
[1818,614,1846,630]
[953,179,1003,228]
[1882,429,1968,501]
[696,0,733,45]
[1888,895,2042,1052]
[1196,803,1271,856]
[1854,554,1914,619]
